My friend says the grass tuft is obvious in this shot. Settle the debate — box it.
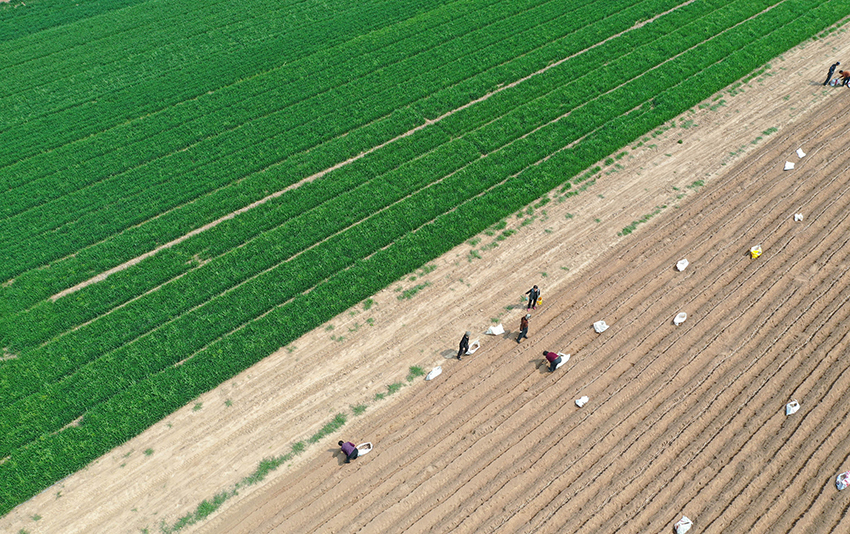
[308,414,347,444]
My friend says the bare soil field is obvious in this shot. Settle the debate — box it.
[3,25,850,534]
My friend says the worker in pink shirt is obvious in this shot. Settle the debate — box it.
[543,351,563,373]
[339,440,359,463]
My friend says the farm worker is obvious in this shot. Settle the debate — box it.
[525,285,541,310]
[823,61,840,85]
[839,70,850,86]
[457,331,470,360]
[339,441,359,463]
[516,314,530,343]
[543,351,562,373]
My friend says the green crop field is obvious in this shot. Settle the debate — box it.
[1,0,848,516]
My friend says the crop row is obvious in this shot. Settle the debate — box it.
[0,0,839,458]
[0,0,147,44]
[0,0,506,190]
[0,0,627,234]
[0,0,522,168]
[0,0,258,83]
[0,0,743,353]
[0,0,442,123]
[1,0,846,513]
[0,0,333,90]
[0,0,569,226]
[0,0,675,300]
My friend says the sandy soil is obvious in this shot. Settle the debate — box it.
[3,23,850,534]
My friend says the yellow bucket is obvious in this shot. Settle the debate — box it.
[750,245,762,259]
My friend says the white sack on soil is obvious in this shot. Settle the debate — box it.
[675,516,693,534]
[674,312,687,326]
[593,321,609,333]
[425,367,442,381]
[785,400,800,415]
[486,324,505,335]
[796,148,806,158]
[794,213,803,222]
[575,396,589,407]
[466,340,480,354]
[784,161,795,170]
[677,259,689,271]
[836,471,850,491]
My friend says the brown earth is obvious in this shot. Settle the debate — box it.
[3,23,850,534]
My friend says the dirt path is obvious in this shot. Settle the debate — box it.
[3,24,850,534]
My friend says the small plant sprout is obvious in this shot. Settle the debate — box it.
[406,366,425,382]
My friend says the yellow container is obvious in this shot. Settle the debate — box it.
[750,245,762,259]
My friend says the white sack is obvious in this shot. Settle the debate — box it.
[575,396,589,408]
[675,516,693,534]
[676,259,689,271]
[486,324,505,335]
[556,353,570,370]
[425,367,442,381]
[794,213,803,222]
[466,340,480,354]
[796,148,806,158]
[356,442,373,455]
[785,400,800,415]
[593,320,609,333]
[784,161,795,170]
[674,312,687,326]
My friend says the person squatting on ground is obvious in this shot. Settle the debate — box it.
[457,331,470,360]
[823,61,840,85]
[839,70,850,87]
[526,285,541,310]
[517,314,530,343]
[339,440,359,463]
[543,351,562,372]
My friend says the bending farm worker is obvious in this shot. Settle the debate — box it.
[823,61,840,85]
[543,351,562,373]
[339,440,359,463]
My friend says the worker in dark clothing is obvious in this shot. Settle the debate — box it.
[339,440,359,463]
[525,285,541,310]
[543,351,563,372]
[841,70,850,87]
[823,61,840,85]
[457,331,470,360]
[516,314,530,343]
